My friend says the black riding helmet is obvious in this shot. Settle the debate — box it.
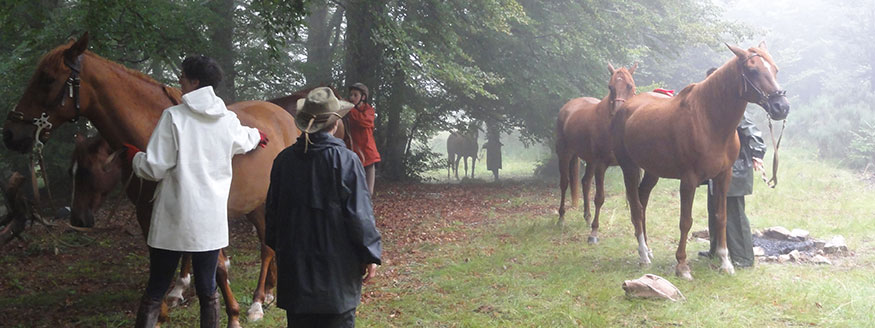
[348,82,369,103]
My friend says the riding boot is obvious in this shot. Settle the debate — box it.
[199,291,221,328]
[134,294,162,328]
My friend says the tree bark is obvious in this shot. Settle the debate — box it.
[304,0,333,85]
[343,0,384,98]
[209,0,237,102]
[379,66,408,180]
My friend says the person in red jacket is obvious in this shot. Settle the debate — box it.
[345,83,380,195]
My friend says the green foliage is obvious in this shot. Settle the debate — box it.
[848,121,875,168]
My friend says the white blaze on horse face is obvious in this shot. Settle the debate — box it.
[760,57,781,89]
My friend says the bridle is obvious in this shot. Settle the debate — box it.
[739,52,787,188]
[739,53,787,114]
[6,54,83,151]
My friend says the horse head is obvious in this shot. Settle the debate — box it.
[69,134,123,228]
[3,33,91,153]
[727,41,790,120]
[607,62,638,116]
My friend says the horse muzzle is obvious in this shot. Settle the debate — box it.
[2,126,35,153]
[766,95,790,121]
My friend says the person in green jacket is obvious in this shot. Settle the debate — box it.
[699,67,767,268]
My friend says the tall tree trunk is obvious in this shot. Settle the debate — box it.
[343,0,384,97]
[379,66,408,180]
[209,0,237,102]
[304,0,332,85]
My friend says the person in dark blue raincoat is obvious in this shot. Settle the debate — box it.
[265,87,382,328]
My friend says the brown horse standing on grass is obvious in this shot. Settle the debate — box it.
[446,123,480,180]
[610,42,789,280]
[2,34,297,327]
[555,63,637,243]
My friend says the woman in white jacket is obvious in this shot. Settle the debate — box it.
[126,55,268,328]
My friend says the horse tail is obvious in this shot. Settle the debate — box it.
[570,157,580,208]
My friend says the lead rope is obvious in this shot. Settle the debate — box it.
[764,119,785,188]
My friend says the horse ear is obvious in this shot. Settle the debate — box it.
[65,32,90,58]
[757,40,768,51]
[629,62,639,75]
[607,63,616,75]
[726,43,747,59]
[103,149,124,172]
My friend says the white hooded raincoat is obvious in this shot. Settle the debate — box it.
[132,86,260,252]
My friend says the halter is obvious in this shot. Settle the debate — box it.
[6,54,83,150]
[739,53,787,188]
[739,53,787,113]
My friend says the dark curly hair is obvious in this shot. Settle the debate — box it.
[181,55,223,88]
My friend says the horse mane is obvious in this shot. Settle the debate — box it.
[42,41,169,90]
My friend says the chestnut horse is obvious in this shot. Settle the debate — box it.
[610,42,789,280]
[2,34,297,327]
[446,123,479,180]
[556,63,637,243]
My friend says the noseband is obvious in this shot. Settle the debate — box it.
[739,53,787,113]
[6,54,83,150]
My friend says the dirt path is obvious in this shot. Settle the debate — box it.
[0,180,553,326]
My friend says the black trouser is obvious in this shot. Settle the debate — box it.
[287,308,356,328]
[144,247,220,302]
[707,195,754,267]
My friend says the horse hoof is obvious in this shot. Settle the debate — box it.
[247,302,264,321]
[587,236,599,244]
[720,264,736,275]
[556,217,565,226]
[265,293,275,304]
[676,265,693,281]
[166,296,183,307]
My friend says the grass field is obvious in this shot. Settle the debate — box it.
[365,146,875,327]
[2,145,874,327]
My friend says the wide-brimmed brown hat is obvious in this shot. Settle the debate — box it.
[295,87,354,133]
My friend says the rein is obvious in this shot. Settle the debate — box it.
[738,53,786,188]
[763,119,785,188]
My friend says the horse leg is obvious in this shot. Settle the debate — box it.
[166,254,193,307]
[588,162,606,244]
[216,249,241,328]
[637,172,660,259]
[245,205,275,322]
[557,151,572,225]
[620,164,649,266]
[581,162,594,224]
[675,177,700,281]
[471,155,476,179]
[710,169,735,275]
[463,156,469,179]
[454,157,461,180]
[447,153,454,180]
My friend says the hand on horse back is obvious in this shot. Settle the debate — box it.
[5,33,299,326]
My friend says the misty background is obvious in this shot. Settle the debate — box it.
[1,0,873,190]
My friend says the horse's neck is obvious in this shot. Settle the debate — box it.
[82,55,172,149]
[690,61,748,140]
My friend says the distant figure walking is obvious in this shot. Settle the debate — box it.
[482,124,502,181]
